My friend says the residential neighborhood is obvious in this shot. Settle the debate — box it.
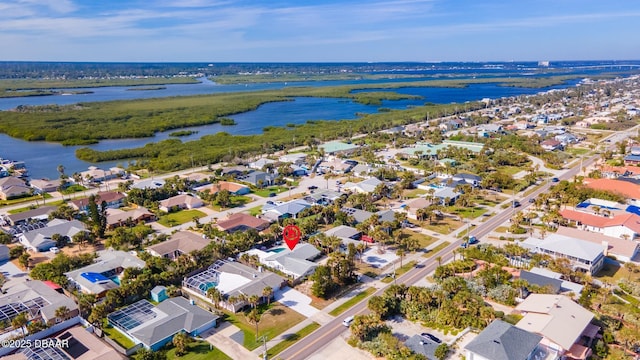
[2,75,640,360]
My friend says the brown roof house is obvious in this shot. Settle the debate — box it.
[69,191,125,212]
[159,194,204,212]
[216,213,271,233]
[147,231,210,260]
[106,207,156,229]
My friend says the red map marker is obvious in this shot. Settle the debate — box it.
[283,224,301,250]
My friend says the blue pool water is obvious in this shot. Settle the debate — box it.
[110,276,121,285]
[269,248,286,253]
[198,282,217,292]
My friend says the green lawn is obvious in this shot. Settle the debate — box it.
[0,193,52,207]
[265,322,320,358]
[422,218,463,235]
[223,303,305,350]
[399,229,435,249]
[447,205,487,219]
[497,166,525,176]
[403,188,428,198]
[61,184,87,194]
[494,226,509,233]
[209,195,253,210]
[457,224,476,238]
[381,261,417,283]
[253,186,290,197]
[165,340,232,360]
[329,287,375,316]
[102,323,136,349]
[248,205,263,216]
[423,241,451,258]
[158,209,207,227]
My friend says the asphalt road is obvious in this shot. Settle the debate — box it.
[277,127,638,360]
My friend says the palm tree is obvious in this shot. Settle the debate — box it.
[262,287,274,306]
[172,332,190,356]
[246,308,262,340]
[55,306,70,322]
[207,287,223,309]
[11,312,28,338]
[396,248,406,269]
[249,294,260,309]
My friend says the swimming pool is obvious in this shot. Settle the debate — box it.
[269,247,286,253]
[110,276,121,285]
[198,282,218,292]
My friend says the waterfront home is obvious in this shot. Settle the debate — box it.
[0,176,31,200]
[216,213,271,233]
[19,219,88,252]
[514,294,597,360]
[464,320,546,360]
[65,250,146,297]
[147,231,210,260]
[106,297,218,351]
[30,178,64,193]
[68,191,125,212]
[182,260,286,312]
[79,166,124,183]
[158,194,204,212]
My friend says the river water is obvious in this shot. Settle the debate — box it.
[0,68,625,179]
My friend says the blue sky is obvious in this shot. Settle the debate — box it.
[1,0,639,62]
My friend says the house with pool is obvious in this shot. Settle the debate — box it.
[65,250,146,297]
[106,297,218,351]
[182,260,286,312]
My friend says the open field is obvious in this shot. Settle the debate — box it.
[328,287,375,316]
[165,340,233,360]
[265,322,321,358]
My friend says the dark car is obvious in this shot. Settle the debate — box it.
[268,192,277,197]
[308,185,318,190]
[528,198,535,203]
[421,333,442,343]
[551,177,560,183]
[512,201,521,208]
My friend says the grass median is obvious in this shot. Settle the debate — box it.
[265,322,321,358]
[328,287,375,317]
[423,241,451,258]
[381,261,417,283]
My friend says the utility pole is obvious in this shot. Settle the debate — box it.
[259,335,268,360]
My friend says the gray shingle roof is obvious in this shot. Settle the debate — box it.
[465,320,542,360]
[519,270,562,294]
[128,298,218,348]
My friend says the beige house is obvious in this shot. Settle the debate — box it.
[159,194,204,212]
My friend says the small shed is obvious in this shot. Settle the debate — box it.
[151,285,168,303]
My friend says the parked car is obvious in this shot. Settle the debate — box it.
[308,185,318,190]
[49,247,60,254]
[468,236,479,244]
[421,333,442,343]
[268,192,277,197]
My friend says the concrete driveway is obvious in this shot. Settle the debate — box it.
[0,260,28,291]
[275,286,319,317]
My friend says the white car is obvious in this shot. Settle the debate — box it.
[49,247,60,254]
